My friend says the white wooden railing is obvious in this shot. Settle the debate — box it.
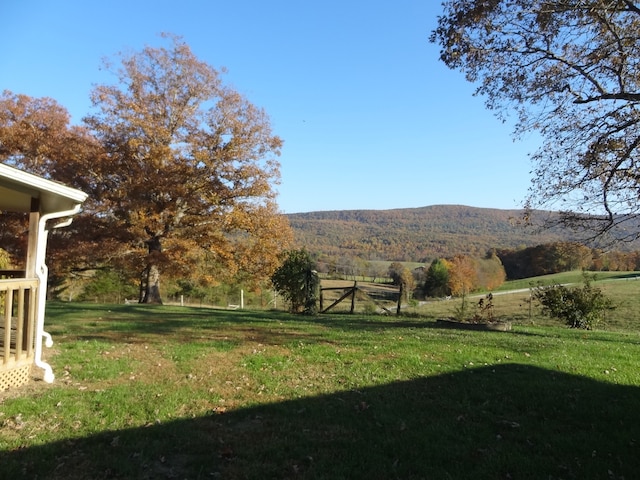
[0,275,38,368]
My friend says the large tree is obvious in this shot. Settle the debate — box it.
[82,34,291,303]
[431,1,640,243]
[0,35,292,303]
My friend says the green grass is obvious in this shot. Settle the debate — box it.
[496,270,640,291]
[405,270,640,331]
[1,292,640,479]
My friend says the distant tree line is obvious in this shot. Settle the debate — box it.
[495,242,640,279]
[409,241,640,300]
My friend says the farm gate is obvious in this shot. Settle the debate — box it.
[319,280,403,315]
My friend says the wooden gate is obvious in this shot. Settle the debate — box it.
[319,281,402,315]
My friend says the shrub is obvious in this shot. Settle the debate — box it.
[271,249,319,314]
[532,273,615,329]
[472,293,495,323]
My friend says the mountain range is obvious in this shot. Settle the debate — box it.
[286,205,579,262]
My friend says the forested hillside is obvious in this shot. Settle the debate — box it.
[287,205,577,262]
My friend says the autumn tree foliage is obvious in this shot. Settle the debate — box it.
[0,92,99,181]
[0,91,100,275]
[496,242,593,279]
[432,1,640,243]
[79,35,293,303]
[0,35,292,303]
[421,254,505,298]
[388,262,415,300]
[476,252,507,291]
[443,255,477,296]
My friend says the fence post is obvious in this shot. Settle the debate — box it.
[350,281,357,313]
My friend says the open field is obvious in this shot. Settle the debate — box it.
[2,286,640,479]
[496,270,640,292]
[319,271,640,330]
[406,270,640,331]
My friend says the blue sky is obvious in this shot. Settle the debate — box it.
[1,1,539,214]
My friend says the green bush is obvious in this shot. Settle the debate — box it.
[271,249,319,314]
[532,273,615,329]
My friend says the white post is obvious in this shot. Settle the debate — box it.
[241,289,244,309]
[181,295,184,307]
[34,204,82,383]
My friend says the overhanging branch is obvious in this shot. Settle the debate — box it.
[573,92,640,104]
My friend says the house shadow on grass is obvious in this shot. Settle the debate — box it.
[3,364,640,479]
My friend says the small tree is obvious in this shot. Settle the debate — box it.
[532,273,615,330]
[423,258,450,297]
[388,262,414,302]
[271,249,319,314]
[445,255,477,296]
[472,293,495,323]
[387,262,405,286]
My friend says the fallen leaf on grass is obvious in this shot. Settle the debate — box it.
[499,420,521,428]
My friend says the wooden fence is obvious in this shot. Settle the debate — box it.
[320,281,403,314]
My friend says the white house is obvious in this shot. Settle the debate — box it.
[0,163,87,390]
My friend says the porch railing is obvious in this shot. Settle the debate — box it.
[0,277,38,368]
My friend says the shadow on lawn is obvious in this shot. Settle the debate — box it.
[44,302,640,350]
[3,364,639,479]
[44,303,464,346]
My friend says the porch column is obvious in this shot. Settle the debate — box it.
[23,198,40,366]
[25,197,40,278]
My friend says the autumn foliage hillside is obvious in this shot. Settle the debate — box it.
[287,205,584,262]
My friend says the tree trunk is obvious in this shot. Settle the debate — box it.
[142,263,163,304]
[141,234,163,304]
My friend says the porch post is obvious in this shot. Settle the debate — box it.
[22,197,41,363]
[25,197,40,278]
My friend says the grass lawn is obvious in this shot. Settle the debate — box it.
[1,297,640,479]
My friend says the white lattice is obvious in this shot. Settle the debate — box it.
[0,364,32,390]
